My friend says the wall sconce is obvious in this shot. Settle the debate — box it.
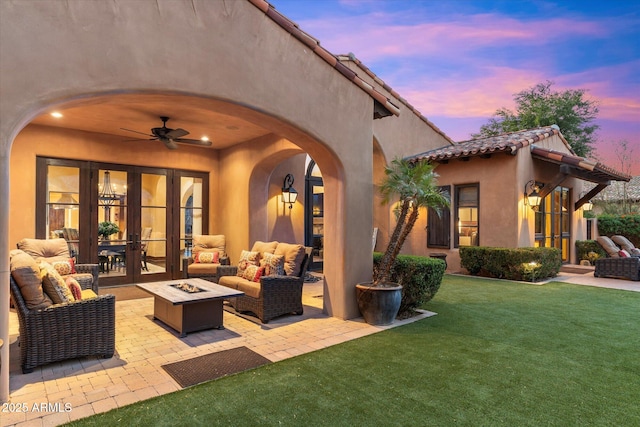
[524,180,542,211]
[580,191,593,211]
[282,174,298,209]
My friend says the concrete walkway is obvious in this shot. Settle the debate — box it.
[3,270,638,426]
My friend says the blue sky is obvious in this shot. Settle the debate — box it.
[271,0,640,174]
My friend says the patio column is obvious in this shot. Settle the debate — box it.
[0,147,10,402]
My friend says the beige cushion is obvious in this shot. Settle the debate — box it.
[275,243,306,276]
[17,238,70,262]
[251,241,278,255]
[188,262,220,275]
[10,249,52,309]
[597,236,620,258]
[218,275,245,290]
[235,279,261,299]
[192,235,226,258]
[611,235,635,252]
[40,261,75,304]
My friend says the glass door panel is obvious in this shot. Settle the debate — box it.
[46,165,80,258]
[98,169,128,278]
[140,172,167,277]
[179,176,204,275]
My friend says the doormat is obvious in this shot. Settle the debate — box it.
[161,346,271,388]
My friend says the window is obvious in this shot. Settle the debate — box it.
[427,185,451,248]
[455,184,479,247]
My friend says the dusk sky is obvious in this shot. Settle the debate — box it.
[271,0,640,175]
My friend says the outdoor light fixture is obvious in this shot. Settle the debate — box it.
[99,171,118,206]
[524,180,542,211]
[580,191,593,211]
[282,173,298,209]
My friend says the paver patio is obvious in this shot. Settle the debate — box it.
[3,278,433,426]
[3,271,638,426]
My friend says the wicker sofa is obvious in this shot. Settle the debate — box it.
[9,244,115,373]
[217,241,312,323]
[594,236,640,281]
[183,234,230,282]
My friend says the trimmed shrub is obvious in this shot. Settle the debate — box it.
[597,214,640,247]
[373,253,445,317]
[575,240,607,265]
[460,246,561,282]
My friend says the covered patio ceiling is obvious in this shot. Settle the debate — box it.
[29,93,274,151]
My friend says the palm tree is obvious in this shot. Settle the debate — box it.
[373,158,449,285]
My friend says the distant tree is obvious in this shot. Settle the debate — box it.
[614,139,637,214]
[473,81,599,157]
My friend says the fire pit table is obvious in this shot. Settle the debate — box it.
[136,278,244,336]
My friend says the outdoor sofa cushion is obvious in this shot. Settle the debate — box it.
[597,236,621,258]
[9,249,52,309]
[192,234,226,258]
[611,235,638,254]
[17,238,70,263]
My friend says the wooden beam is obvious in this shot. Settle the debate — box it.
[538,165,570,199]
[575,182,609,210]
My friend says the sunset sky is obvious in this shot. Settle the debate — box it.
[271,0,640,175]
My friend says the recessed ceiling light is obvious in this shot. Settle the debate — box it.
[200,136,210,142]
[51,112,63,118]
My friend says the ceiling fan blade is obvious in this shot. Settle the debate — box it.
[166,128,189,139]
[161,138,179,150]
[175,138,213,147]
[120,127,153,137]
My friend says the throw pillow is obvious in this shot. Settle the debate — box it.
[195,251,219,264]
[260,252,284,276]
[618,249,630,258]
[631,248,640,256]
[40,262,75,304]
[242,264,264,282]
[236,250,260,277]
[65,277,83,301]
[51,258,76,276]
[10,250,52,309]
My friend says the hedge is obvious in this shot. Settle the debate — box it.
[459,246,561,282]
[597,214,640,247]
[373,253,445,317]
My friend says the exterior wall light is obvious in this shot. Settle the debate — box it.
[524,180,542,211]
[282,173,298,209]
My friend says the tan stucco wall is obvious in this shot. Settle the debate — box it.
[404,137,588,271]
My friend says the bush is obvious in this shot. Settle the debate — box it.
[575,240,607,265]
[460,246,561,282]
[597,214,640,247]
[373,253,445,317]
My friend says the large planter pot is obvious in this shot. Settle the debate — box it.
[356,282,402,326]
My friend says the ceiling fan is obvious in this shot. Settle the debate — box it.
[120,116,213,150]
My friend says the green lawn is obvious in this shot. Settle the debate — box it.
[68,275,640,426]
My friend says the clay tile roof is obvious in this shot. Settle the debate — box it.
[531,146,632,182]
[407,126,562,163]
[248,0,400,116]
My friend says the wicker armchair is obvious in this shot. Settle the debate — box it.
[183,234,230,282]
[218,246,312,323]
[9,273,116,374]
